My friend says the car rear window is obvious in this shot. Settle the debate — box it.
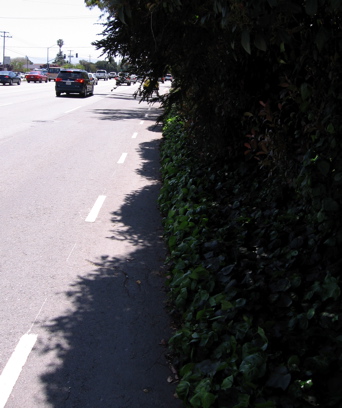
[58,71,85,80]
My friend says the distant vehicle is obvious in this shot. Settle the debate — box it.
[0,71,21,85]
[165,74,173,82]
[88,73,98,85]
[25,71,48,83]
[47,67,61,81]
[108,72,117,79]
[96,70,108,80]
[116,72,132,86]
[55,68,94,97]
[130,74,138,84]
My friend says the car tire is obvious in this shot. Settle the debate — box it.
[81,87,87,98]
[17,80,21,85]
[39,80,42,83]
[27,81,30,83]
[45,79,48,83]
[9,79,13,85]
[56,92,61,97]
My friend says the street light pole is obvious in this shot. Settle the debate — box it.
[47,44,56,69]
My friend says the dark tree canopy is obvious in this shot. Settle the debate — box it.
[86,1,342,407]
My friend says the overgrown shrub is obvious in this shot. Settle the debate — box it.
[159,113,342,408]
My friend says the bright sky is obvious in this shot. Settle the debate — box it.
[1,0,109,64]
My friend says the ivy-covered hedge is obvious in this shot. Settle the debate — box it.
[159,114,342,408]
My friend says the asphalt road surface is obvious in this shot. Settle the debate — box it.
[0,79,182,407]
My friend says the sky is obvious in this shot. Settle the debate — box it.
[1,0,109,65]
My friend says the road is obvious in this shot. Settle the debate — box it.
[0,80,182,407]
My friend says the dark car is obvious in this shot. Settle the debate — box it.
[116,72,132,86]
[25,71,48,83]
[55,69,94,97]
[0,71,21,85]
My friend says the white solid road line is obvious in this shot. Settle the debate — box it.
[132,132,138,138]
[117,153,127,164]
[85,195,106,223]
[0,333,38,408]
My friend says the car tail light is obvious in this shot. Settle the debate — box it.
[75,79,84,83]
[55,77,62,82]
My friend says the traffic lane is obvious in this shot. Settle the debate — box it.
[1,92,181,407]
[0,80,122,142]
[0,88,149,370]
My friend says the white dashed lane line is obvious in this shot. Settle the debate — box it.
[85,195,107,223]
[65,106,81,114]
[0,333,38,408]
[117,153,127,164]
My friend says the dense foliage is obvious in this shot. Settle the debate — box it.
[85,0,342,406]
[159,114,342,407]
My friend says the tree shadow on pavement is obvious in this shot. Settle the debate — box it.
[38,132,182,407]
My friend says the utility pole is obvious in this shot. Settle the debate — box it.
[67,50,73,64]
[67,50,78,65]
[1,31,12,69]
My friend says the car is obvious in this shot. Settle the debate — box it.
[55,68,94,97]
[116,72,132,86]
[165,74,173,82]
[130,74,138,84]
[25,71,48,83]
[47,67,61,82]
[96,70,108,80]
[108,72,117,79]
[0,71,21,85]
[88,73,98,85]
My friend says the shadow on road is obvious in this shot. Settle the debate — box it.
[38,127,182,407]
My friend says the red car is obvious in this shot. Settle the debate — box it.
[25,71,48,83]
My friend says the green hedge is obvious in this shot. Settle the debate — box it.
[159,113,342,408]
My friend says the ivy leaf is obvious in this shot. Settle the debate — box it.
[221,375,234,390]
[241,30,251,54]
[266,366,291,390]
[322,275,341,301]
[254,34,267,51]
[202,392,216,408]
[239,352,267,381]
[176,380,191,399]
